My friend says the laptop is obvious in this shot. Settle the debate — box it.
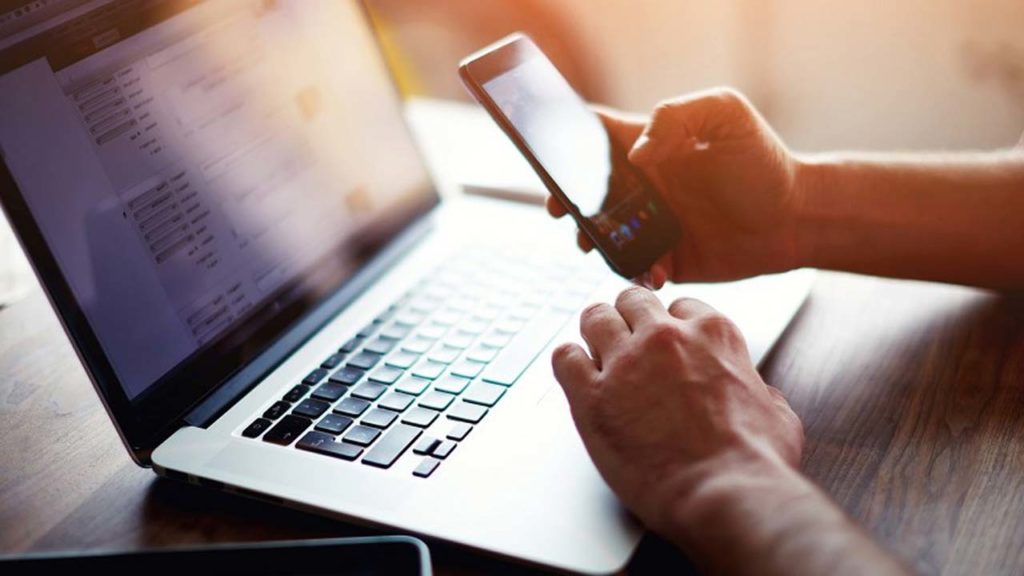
[0,1,813,573]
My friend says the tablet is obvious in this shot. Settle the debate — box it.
[0,536,431,575]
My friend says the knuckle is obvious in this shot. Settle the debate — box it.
[668,296,698,316]
[644,320,686,349]
[615,285,648,307]
[551,342,576,364]
[714,86,745,107]
[580,302,607,324]
[612,347,643,371]
[695,312,740,340]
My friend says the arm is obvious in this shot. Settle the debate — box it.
[799,151,1024,289]
[548,88,1024,290]
[551,288,909,576]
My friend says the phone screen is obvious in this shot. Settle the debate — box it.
[480,55,670,258]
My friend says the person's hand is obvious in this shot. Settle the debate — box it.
[550,287,804,536]
[548,88,805,287]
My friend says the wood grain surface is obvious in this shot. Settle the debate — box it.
[2,271,1022,575]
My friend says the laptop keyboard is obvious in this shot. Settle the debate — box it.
[240,248,605,478]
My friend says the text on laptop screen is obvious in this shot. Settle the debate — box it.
[0,0,434,400]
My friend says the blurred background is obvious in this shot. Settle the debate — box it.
[367,0,1024,151]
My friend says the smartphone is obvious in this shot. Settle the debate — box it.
[459,33,680,279]
[0,536,431,575]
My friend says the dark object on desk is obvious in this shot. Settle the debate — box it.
[0,536,432,576]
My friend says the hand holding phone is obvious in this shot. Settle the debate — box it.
[459,33,680,280]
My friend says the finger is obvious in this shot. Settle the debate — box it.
[667,297,718,321]
[614,286,667,330]
[546,195,568,218]
[592,106,646,150]
[576,230,594,252]
[650,263,667,290]
[651,252,675,289]
[551,342,598,407]
[579,302,630,363]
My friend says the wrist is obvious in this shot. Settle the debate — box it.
[656,444,807,552]
[792,154,841,270]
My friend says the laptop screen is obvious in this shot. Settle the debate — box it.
[0,1,435,406]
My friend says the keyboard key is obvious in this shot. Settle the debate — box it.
[450,359,485,379]
[347,351,382,370]
[351,382,387,401]
[334,397,371,417]
[242,418,272,438]
[402,337,434,354]
[315,414,353,435]
[447,422,473,441]
[283,384,310,403]
[433,374,471,395]
[458,319,489,335]
[263,415,312,445]
[329,366,364,386]
[293,398,331,419]
[494,319,526,334]
[479,331,513,349]
[413,436,441,455]
[431,439,457,459]
[343,425,382,447]
[394,312,426,327]
[480,311,571,386]
[466,344,499,363]
[263,401,290,420]
[296,431,362,461]
[442,332,475,350]
[368,365,403,385]
[395,375,431,396]
[340,336,363,353]
[362,408,398,429]
[416,323,447,340]
[411,359,446,380]
[378,392,414,412]
[303,367,330,385]
[432,309,462,326]
[463,382,506,407]
[363,337,397,355]
[375,305,399,324]
[356,321,378,339]
[320,353,345,370]
[362,424,422,469]
[409,296,442,314]
[447,402,488,424]
[385,350,419,369]
[311,382,347,402]
[419,390,455,411]
[402,407,439,428]
[428,345,461,364]
[412,457,441,478]
[379,323,412,340]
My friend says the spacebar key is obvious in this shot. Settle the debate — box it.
[480,310,572,386]
[362,424,422,468]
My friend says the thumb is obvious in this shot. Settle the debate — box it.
[592,105,645,151]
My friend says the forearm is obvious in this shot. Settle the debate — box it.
[663,450,908,576]
[794,149,1024,290]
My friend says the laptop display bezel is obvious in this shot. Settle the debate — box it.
[0,0,441,464]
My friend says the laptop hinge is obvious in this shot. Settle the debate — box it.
[182,212,437,428]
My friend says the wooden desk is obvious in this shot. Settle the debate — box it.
[2,271,1023,574]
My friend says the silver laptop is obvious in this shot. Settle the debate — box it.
[0,1,813,573]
